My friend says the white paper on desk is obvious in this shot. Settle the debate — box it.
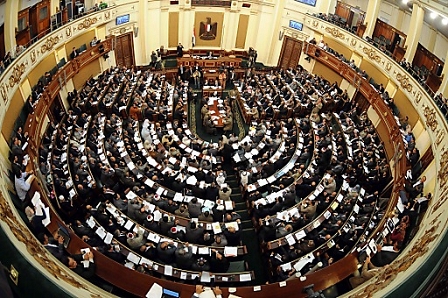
[200,271,211,283]
[164,265,173,276]
[145,282,163,298]
[94,226,106,239]
[153,210,162,222]
[240,273,251,282]
[285,234,296,246]
[126,191,137,200]
[225,221,239,231]
[104,232,113,244]
[42,207,51,227]
[258,179,268,187]
[106,204,117,214]
[173,192,184,202]
[212,222,222,234]
[224,246,238,257]
[31,192,41,206]
[293,257,312,272]
[86,216,95,228]
[267,176,276,183]
[224,200,233,210]
[156,187,164,196]
[295,230,306,241]
[127,252,141,264]
[280,262,292,271]
[353,204,360,214]
[324,210,331,219]
[147,232,161,243]
[198,289,216,298]
[198,247,210,255]
[180,271,187,280]
[124,220,134,230]
[190,245,198,254]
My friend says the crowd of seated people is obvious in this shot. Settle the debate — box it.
[11,49,432,293]
[29,66,260,286]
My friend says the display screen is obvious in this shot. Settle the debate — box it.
[295,0,317,6]
[289,20,303,31]
[116,14,130,25]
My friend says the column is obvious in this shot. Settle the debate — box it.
[4,0,19,52]
[363,0,382,38]
[403,3,424,62]
[266,0,286,65]
[436,50,448,97]
[137,0,148,64]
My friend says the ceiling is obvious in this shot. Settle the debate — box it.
[385,0,448,40]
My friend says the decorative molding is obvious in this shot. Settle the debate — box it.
[8,63,27,88]
[351,220,441,297]
[362,47,381,63]
[350,38,357,47]
[41,36,61,54]
[325,27,344,39]
[77,17,99,30]
[422,104,438,132]
[395,73,413,92]
[0,194,93,293]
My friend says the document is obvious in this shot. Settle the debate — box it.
[240,273,251,282]
[224,246,238,257]
[145,283,163,298]
[164,265,173,276]
[127,252,141,264]
[42,207,51,227]
[104,232,113,245]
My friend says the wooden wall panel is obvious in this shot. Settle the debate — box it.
[27,53,57,87]
[72,60,101,90]
[323,38,352,60]
[235,14,249,49]
[359,59,388,86]
[168,12,179,48]
[65,31,96,54]
[1,91,24,141]
[394,89,419,127]
[312,61,342,85]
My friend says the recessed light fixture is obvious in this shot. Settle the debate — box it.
[430,12,438,19]
[442,18,448,25]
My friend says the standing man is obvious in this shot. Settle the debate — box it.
[177,43,184,57]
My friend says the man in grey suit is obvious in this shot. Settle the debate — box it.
[175,243,193,269]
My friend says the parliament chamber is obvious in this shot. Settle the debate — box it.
[0,1,447,298]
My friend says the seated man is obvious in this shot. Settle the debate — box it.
[63,250,96,279]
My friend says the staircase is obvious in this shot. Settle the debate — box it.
[225,173,269,285]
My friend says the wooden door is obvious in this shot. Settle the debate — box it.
[115,32,135,68]
[36,0,51,39]
[277,36,302,70]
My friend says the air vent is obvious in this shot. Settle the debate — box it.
[242,3,251,8]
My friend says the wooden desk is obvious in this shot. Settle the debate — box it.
[205,96,225,128]
[202,85,223,98]
[177,56,242,69]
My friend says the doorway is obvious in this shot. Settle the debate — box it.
[114,32,135,68]
[277,36,302,70]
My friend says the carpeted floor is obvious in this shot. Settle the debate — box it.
[188,89,248,142]
[188,90,269,284]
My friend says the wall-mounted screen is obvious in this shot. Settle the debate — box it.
[295,0,317,7]
[116,14,130,25]
[289,20,303,31]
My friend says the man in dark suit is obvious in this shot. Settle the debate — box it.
[177,43,184,57]
[70,47,79,60]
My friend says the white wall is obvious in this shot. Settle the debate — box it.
[20,0,42,10]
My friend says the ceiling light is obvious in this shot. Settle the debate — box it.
[402,0,408,4]
[430,12,438,19]
[442,18,448,25]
